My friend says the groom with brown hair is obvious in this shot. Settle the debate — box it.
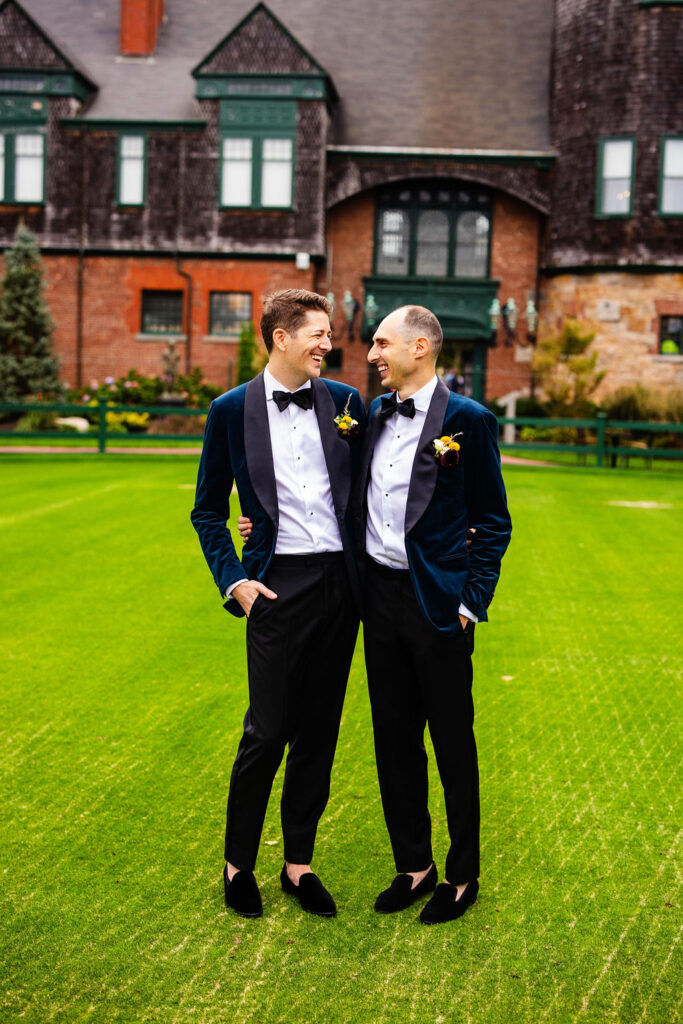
[191,289,365,919]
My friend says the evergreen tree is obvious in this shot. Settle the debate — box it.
[0,222,60,402]
[532,319,606,417]
[236,320,258,386]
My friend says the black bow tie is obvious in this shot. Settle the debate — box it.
[378,392,416,421]
[272,389,314,412]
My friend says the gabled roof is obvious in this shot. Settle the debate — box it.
[16,0,553,152]
[0,0,97,92]
[193,3,325,77]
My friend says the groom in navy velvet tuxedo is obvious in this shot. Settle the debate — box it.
[357,305,511,924]
[191,289,365,919]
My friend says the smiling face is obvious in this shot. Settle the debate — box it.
[270,310,332,389]
[368,308,428,395]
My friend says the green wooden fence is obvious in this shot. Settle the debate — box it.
[1,399,682,465]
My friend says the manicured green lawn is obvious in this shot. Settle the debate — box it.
[1,457,680,1024]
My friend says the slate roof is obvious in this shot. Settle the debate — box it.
[18,0,554,151]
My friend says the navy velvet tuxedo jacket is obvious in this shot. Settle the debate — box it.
[355,378,512,636]
[191,372,366,617]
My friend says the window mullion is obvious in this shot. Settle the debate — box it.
[252,134,261,209]
[408,202,418,276]
[448,201,456,277]
[7,133,15,202]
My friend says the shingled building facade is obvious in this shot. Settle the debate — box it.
[0,0,680,401]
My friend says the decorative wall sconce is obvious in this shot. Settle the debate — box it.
[364,293,379,334]
[524,299,538,343]
[502,298,518,346]
[489,296,538,346]
[328,290,380,342]
[488,297,501,345]
[342,289,360,340]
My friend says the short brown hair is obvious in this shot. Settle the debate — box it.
[260,289,333,353]
[398,305,443,359]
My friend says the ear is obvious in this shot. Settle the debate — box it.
[272,327,287,352]
[413,335,431,360]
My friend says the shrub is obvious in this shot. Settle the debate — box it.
[237,321,258,386]
[67,368,221,409]
[599,385,664,422]
[550,425,578,444]
[15,409,58,432]
[532,319,605,417]
[516,396,549,418]
[105,410,150,433]
[147,414,207,436]
[174,367,221,407]
[520,425,553,442]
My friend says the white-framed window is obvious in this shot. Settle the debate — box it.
[0,131,44,203]
[221,138,253,207]
[597,138,635,216]
[261,138,293,208]
[659,138,683,215]
[221,134,294,209]
[118,134,145,206]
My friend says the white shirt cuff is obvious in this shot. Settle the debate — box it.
[223,578,247,601]
[458,603,478,623]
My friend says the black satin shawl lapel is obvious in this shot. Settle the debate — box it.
[313,378,351,515]
[405,378,451,535]
[243,373,278,526]
[358,403,383,508]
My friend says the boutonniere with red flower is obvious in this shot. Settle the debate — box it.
[431,432,463,467]
[334,395,359,441]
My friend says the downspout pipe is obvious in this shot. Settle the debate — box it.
[175,130,193,375]
[76,130,88,387]
[175,256,193,375]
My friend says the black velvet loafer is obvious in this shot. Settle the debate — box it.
[223,864,263,918]
[374,862,437,913]
[280,865,337,917]
[420,879,479,924]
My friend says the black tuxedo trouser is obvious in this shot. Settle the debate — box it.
[364,558,480,883]
[225,552,359,872]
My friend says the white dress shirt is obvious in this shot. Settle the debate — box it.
[263,367,342,555]
[366,375,477,622]
[225,367,342,600]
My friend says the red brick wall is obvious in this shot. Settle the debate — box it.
[43,255,315,390]
[487,192,542,399]
[319,187,542,401]
[317,191,376,396]
[40,189,541,401]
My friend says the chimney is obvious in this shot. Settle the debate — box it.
[120,0,163,57]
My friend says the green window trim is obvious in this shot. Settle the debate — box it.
[116,133,146,208]
[219,131,295,210]
[639,1,683,6]
[218,100,296,211]
[595,136,636,218]
[658,136,683,218]
[0,129,45,205]
[372,182,494,280]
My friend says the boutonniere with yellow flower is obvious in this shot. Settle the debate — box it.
[432,432,463,467]
[334,395,359,441]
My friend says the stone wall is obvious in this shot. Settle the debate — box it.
[539,272,683,397]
